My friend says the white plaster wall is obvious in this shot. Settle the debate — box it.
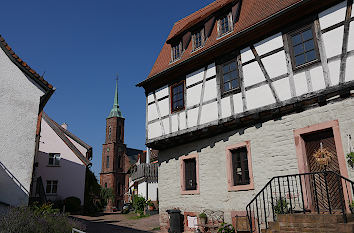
[179,112,187,130]
[245,85,275,110]
[162,118,170,135]
[322,26,344,58]
[273,77,292,101]
[138,182,147,199]
[240,47,254,63]
[294,72,308,96]
[187,84,202,107]
[155,86,169,100]
[147,94,154,104]
[232,93,243,114]
[309,66,326,92]
[262,51,287,78]
[158,96,354,223]
[200,101,218,125]
[35,118,87,204]
[318,1,347,29]
[206,63,216,78]
[67,136,88,158]
[148,104,158,122]
[242,61,265,87]
[137,181,158,201]
[254,33,283,56]
[346,55,354,82]
[328,60,341,86]
[348,22,354,52]
[203,79,217,102]
[186,68,204,87]
[0,48,45,207]
[171,115,178,133]
[221,96,232,119]
[158,98,169,118]
[148,122,162,139]
[187,108,198,128]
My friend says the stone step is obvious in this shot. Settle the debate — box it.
[337,222,354,233]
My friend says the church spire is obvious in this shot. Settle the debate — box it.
[108,77,123,118]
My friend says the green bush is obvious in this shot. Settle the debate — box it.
[217,222,235,233]
[0,206,85,233]
[64,196,81,213]
[132,194,147,213]
[274,198,289,214]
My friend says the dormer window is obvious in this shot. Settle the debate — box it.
[192,28,205,51]
[172,42,182,62]
[218,13,233,37]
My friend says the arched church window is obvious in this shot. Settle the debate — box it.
[117,125,121,141]
[108,126,112,140]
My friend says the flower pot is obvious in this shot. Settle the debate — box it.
[148,205,154,211]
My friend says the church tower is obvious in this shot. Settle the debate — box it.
[100,79,126,210]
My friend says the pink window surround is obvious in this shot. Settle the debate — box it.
[180,153,200,195]
[226,141,254,191]
[293,120,351,212]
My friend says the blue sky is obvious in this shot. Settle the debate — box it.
[0,0,214,178]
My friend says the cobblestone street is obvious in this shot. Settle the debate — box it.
[72,213,160,233]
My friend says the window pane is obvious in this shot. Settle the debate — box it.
[231,79,238,89]
[292,34,302,45]
[223,65,229,73]
[46,181,51,193]
[305,50,316,62]
[224,73,231,82]
[230,71,237,79]
[229,62,237,71]
[52,181,57,193]
[302,29,313,41]
[55,157,60,166]
[293,44,304,56]
[295,54,306,66]
[224,83,230,92]
[304,40,314,51]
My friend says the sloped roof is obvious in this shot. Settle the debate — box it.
[142,0,303,82]
[42,112,92,166]
[0,35,54,91]
[126,148,144,165]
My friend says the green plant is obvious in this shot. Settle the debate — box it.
[0,206,85,233]
[147,199,154,207]
[217,222,235,233]
[100,187,115,208]
[84,168,104,214]
[132,194,147,213]
[347,152,354,168]
[199,212,207,218]
[274,197,289,214]
[64,196,81,213]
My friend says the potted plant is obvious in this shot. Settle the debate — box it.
[347,152,354,168]
[147,199,154,211]
[217,222,235,233]
[199,212,207,225]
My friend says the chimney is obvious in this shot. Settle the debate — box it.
[61,123,68,130]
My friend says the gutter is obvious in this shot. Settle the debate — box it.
[136,0,310,88]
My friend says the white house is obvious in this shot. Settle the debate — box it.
[31,112,92,204]
[138,0,354,232]
[0,35,54,208]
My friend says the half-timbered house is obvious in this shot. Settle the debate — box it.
[138,0,354,232]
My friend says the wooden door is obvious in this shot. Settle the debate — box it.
[303,129,343,212]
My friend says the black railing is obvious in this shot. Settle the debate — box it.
[246,171,354,233]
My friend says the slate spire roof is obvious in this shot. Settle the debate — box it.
[108,79,123,118]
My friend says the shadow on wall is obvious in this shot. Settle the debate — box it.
[0,161,29,206]
[34,151,87,203]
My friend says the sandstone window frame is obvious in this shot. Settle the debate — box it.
[180,153,200,195]
[226,141,254,191]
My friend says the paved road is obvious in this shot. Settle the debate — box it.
[72,213,160,233]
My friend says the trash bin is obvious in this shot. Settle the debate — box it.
[167,209,182,233]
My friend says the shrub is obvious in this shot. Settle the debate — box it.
[132,195,147,213]
[217,222,235,233]
[65,196,81,213]
[274,197,289,214]
[199,212,207,218]
[0,206,85,233]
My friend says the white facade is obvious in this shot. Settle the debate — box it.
[33,114,91,204]
[146,1,354,142]
[0,45,48,207]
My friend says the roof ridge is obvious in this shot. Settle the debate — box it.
[0,35,54,91]
[42,112,91,166]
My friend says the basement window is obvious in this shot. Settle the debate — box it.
[226,141,254,191]
[288,24,319,69]
[171,81,185,113]
[46,180,58,194]
[48,153,60,166]
[180,154,199,195]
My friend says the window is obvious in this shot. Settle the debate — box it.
[226,141,254,191]
[218,13,232,37]
[172,42,182,61]
[220,60,240,94]
[288,24,319,69]
[46,180,58,194]
[106,155,109,168]
[180,154,199,194]
[171,81,185,112]
[117,125,121,141]
[48,153,60,166]
[108,126,112,140]
[192,28,205,51]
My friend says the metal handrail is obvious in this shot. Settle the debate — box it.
[246,171,354,233]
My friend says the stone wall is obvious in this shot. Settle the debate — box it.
[158,96,354,229]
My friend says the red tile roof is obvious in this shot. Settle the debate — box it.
[0,35,54,91]
[146,0,303,81]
